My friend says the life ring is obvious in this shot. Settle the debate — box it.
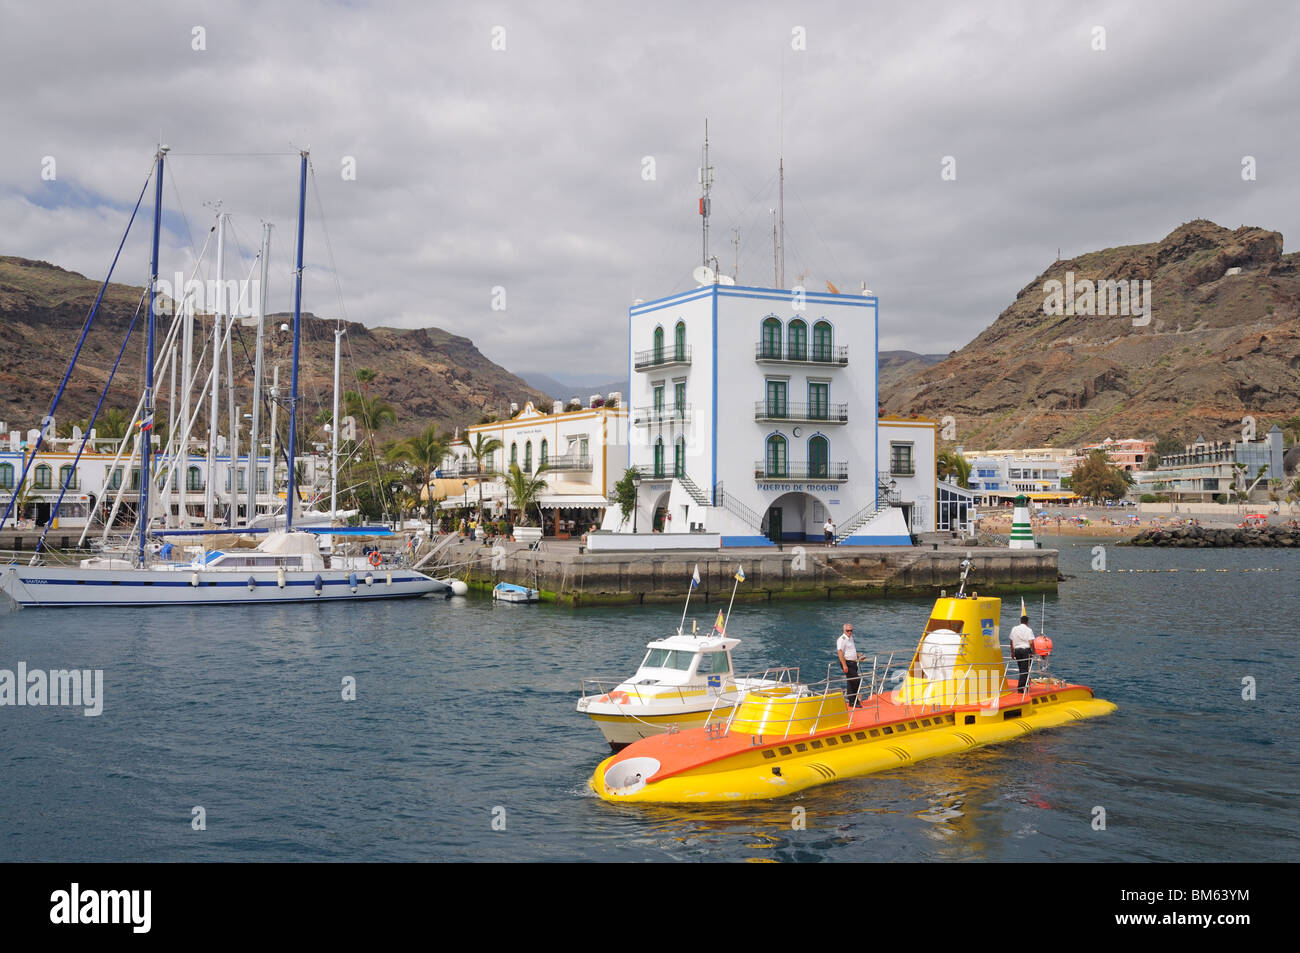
[597,690,630,705]
[368,551,382,567]
[1032,635,1053,657]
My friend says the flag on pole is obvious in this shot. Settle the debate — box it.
[691,564,700,589]
[139,416,154,432]
[712,610,725,634]
[1019,597,1028,618]
[734,565,745,583]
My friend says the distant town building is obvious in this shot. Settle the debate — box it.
[1135,427,1286,503]
[440,397,628,532]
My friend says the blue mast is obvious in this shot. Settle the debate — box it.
[285,150,308,533]
[138,145,167,567]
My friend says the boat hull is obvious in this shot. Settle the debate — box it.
[584,704,735,749]
[1,563,448,607]
[591,683,1117,804]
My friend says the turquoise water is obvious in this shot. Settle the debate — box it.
[1,538,1296,861]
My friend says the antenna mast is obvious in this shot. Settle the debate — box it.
[778,157,785,289]
[699,119,714,268]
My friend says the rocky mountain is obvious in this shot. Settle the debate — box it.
[0,256,548,440]
[878,350,946,392]
[880,221,1300,449]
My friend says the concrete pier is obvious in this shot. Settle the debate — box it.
[434,537,1060,606]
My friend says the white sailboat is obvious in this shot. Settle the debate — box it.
[1,147,448,607]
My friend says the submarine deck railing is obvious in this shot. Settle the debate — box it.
[708,649,1062,741]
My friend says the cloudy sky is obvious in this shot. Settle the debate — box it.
[3,1,1296,384]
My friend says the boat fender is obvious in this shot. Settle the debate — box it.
[1033,635,1053,657]
[368,550,382,568]
[277,567,286,589]
[386,570,392,587]
[314,574,323,596]
[247,576,256,592]
[190,572,199,587]
[364,573,374,587]
[348,571,358,593]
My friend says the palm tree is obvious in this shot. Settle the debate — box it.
[469,433,503,477]
[342,390,397,435]
[502,463,549,527]
[386,425,450,533]
[96,408,131,440]
[936,449,971,488]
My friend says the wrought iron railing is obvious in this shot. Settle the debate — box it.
[753,401,848,423]
[753,461,848,481]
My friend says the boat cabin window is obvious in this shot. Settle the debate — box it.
[923,618,964,634]
[641,648,697,672]
[704,650,731,675]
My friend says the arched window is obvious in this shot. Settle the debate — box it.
[510,442,518,468]
[653,438,665,478]
[0,463,12,490]
[34,464,52,489]
[674,320,686,361]
[524,441,533,473]
[765,435,787,478]
[653,325,664,364]
[539,439,548,468]
[809,435,829,478]
[674,436,685,478]
[787,319,807,361]
[812,321,833,362]
[59,464,77,489]
[187,466,203,491]
[761,317,782,359]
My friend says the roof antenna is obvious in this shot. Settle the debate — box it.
[699,119,714,268]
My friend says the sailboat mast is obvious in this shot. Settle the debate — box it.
[206,211,224,523]
[138,144,167,567]
[247,222,270,524]
[331,325,342,521]
[285,150,308,533]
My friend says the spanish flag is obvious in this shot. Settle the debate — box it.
[712,610,725,634]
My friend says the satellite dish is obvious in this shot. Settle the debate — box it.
[692,265,715,286]
[717,274,735,285]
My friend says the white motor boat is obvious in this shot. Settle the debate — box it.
[577,631,790,749]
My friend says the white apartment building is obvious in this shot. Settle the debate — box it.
[604,281,910,546]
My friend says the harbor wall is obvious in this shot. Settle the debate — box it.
[443,539,1059,606]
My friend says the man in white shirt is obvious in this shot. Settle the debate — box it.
[1008,614,1035,691]
[836,623,862,706]
[823,518,836,546]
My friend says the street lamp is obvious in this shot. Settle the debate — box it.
[631,468,642,533]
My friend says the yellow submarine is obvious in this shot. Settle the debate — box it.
[591,564,1115,804]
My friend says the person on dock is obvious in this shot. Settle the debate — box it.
[837,623,862,707]
[1009,612,1035,691]
[824,517,836,547]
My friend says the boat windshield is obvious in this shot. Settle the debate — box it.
[641,648,697,672]
[703,650,731,674]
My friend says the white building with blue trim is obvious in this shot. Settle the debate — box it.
[603,281,911,546]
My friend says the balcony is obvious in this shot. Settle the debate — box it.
[632,404,693,427]
[754,343,849,366]
[753,461,849,481]
[753,401,848,424]
[634,345,692,372]
[545,453,592,472]
[441,461,497,479]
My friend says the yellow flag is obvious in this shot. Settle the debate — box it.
[712,610,725,634]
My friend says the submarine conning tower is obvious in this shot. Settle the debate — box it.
[896,592,1007,708]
